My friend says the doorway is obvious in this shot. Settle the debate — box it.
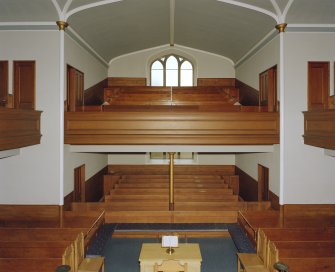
[258,164,269,201]
[74,164,85,202]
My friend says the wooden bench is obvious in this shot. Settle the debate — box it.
[265,240,335,272]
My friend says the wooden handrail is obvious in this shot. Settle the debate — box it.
[169,152,175,211]
[84,210,105,240]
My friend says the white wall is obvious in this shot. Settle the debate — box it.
[283,32,335,204]
[63,34,108,197]
[65,34,108,90]
[235,146,280,196]
[235,36,281,196]
[236,36,280,93]
[108,44,235,84]
[0,31,62,204]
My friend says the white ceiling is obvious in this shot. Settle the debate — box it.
[0,0,335,64]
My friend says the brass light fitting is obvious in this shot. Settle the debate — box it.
[56,21,69,31]
[275,23,287,33]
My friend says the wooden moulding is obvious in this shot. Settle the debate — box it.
[303,110,335,149]
[0,108,42,151]
[64,111,279,145]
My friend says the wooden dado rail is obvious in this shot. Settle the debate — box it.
[64,111,279,145]
[0,108,42,151]
[303,110,335,149]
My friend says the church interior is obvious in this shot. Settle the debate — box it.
[0,0,335,271]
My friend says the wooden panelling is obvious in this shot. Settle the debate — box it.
[235,167,279,209]
[303,110,335,149]
[64,111,279,145]
[0,108,42,151]
[103,86,240,106]
[108,77,146,86]
[197,78,236,87]
[84,78,108,106]
[85,166,108,202]
[329,95,335,109]
[308,61,329,111]
[235,79,259,106]
[235,167,258,202]
[63,192,74,211]
[108,165,236,176]
[64,166,108,207]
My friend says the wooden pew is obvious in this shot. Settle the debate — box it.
[0,258,63,272]
[268,240,335,272]
[262,227,335,242]
[0,228,86,242]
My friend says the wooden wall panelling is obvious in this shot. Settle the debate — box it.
[108,77,146,87]
[108,165,236,176]
[329,95,334,109]
[13,61,35,110]
[0,61,8,107]
[84,78,108,106]
[197,78,236,87]
[64,111,279,145]
[235,167,258,201]
[235,79,259,106]
[85,166,108,202]
[235,167,279,209]
[0,108,42,151]
[308,61,329,111]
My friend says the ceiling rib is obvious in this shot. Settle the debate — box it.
[170,0,175,46]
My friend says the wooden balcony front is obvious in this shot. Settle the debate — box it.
[303,110,335,149]
[64,109,279,145]
[0,108,42,151]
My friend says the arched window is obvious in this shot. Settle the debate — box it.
[150,55,193,86]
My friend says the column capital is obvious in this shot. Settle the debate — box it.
[275,23,287,33]
[56,21,69,31]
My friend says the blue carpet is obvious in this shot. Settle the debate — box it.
[86,223,255,271]
[103,237,237,272]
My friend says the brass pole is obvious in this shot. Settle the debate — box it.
[168,152,175,210]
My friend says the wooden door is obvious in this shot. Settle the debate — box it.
[0,61,8,107]
[73,164,85,202]
[308,62,329,111]
[258,164,269,201]
[259,66,277,112]
[13,61,35,109]
[67,65,84,111]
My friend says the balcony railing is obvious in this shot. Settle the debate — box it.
[0,108,42,151]
[64,110,279,145]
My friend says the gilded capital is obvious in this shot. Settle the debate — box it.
[275,23,287,33]
[56,21,69,31]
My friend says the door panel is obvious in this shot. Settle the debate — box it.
[13,61,35,109]
[0,61,8,107]
[308,62,329,111]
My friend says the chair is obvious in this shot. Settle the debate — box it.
[237,229,268,271]
[154,259,188,272]
[74,232,104,272]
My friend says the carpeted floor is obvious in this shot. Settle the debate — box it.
[87,223,255,272]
